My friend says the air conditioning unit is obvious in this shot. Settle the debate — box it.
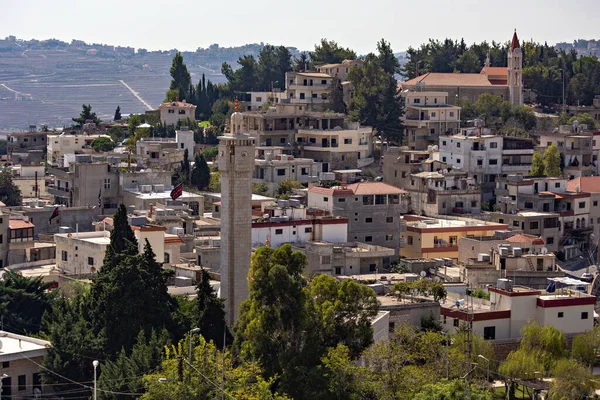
[512,247,522,257]
[139,185,152,193]
[496,278,513,291]
[153,184,165,192]
[499,247,510,257]
[173,227,184,236]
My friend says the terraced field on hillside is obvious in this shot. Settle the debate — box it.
[0,50,226,132]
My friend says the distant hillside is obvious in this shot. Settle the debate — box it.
[0,36,301,131]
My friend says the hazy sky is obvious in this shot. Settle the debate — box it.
[1,0,598,54]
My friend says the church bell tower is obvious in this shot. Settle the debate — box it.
[507,29,523,106]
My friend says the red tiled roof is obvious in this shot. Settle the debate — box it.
[309,182,406,196]
[567,177,600,193]
[9,219,34,229]
[164,235,185,245]
[511,30,520,51]
[345,182,407,195]
[403,72,497,88]
[506,233,545,245]
[481,67,508,78]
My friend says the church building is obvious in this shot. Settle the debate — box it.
[402,30,523,107]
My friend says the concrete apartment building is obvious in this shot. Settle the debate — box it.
[7,218,35,266]
[539,125,594,178]
[402,91,461,150]
[301,241,396,276]
[491,174,592,258]
[0,331,50,399]
[253,147,321,195]
[46,133,112,167]
[158,100,197,126]
[315,59,363,81]
[135,138,184,169]
[296,121,374,170]
[251,202,348,248]
[402,215,508,260]
[7,129,48,164]
[439,130,534,201]
[568,177,600,240]
[10,165,49,199]
[55,224,183,275]
[441,284,595,340]
[307,182,408,263]
[459,234,561,289]
[285,71,332,105]
[242,103,374,171]
[48,162,119,211]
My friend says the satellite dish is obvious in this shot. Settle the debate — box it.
[34,388,41,399]
[420,271,427,278]
[541,247,548,254]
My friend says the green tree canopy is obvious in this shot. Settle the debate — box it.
[72,104,100,127]
[168,52,192,102]
[529,152,545,176]
[543,143,562,177]
[567,112,597,130]
[0,269,55,335]
[90,205,178,355]
[309,39,357,66]
[191,153,211,190]
[549,358,596,400]
[348,42,405,144]
[90,136,116,152]
[235,245,378,398]
[141,336,290,399]
[0,169,22,206]
[194,269,231,349]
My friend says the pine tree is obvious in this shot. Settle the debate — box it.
[169,52,192,102]
[191,154,210,190]
[195,269,231,349]
[72,104,100,127]
[179,148,191,184]
[114,105,122,121]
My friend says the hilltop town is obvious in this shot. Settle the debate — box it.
[2,30,600,399]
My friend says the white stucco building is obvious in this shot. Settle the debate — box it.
[54,225,183,275]
[159,100,197,126]
[441,283,595,340]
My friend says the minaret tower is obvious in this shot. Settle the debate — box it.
[507,29,523,106]
[217,100,256,325]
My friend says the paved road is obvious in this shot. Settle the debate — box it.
[119,80,153,110]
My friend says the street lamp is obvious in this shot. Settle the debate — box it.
[92,360,99,400]
[478,354,490,382]
[189,327,201,362]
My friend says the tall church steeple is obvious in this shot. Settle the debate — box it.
[507,29,523,106]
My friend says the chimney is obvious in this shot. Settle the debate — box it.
[149,203,154,217]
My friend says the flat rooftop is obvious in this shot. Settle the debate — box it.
[407,218,503,229]
[0,331,50,360]
[124,189,202,200]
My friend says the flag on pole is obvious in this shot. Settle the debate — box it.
[98,189,102,208]
[49,207,59,222]
[170,183,183,200]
